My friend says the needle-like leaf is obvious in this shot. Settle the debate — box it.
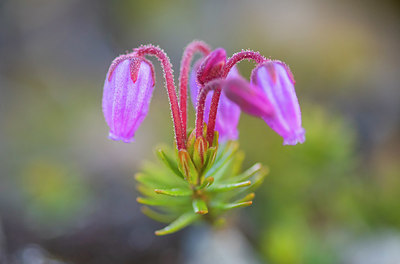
[155,212,199,236]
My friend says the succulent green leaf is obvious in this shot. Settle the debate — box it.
[155,212,199,236]
[136,197,187,207]
[206,142,238,179]
[247,170,267,191]
[197,177,214,190]
[193,137,207,171]
[178,150,199,185]
[141,206,175,223]
[212,131,219,147]
[192,198,209,215]
[156,149,184,179]
[212,201,253,210]
[154,187,192,197]
[203,146,217,171]
[208,180,251,192]
[231,163,265,182]
[234,192,255,203]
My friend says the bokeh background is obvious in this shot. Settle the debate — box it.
[1,0,399,263]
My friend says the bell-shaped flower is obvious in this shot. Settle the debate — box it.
[190,61,241,141]
[223,61,305,145]
[102,55,155,143]
[251,61,305,145]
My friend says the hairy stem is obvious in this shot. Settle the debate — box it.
[195,79,222,141]
[134,45,185,149]
[179,41,211,136]
[206,88,221,145]
[223,50,267,77]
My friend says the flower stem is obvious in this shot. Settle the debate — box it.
[206,88,221,144]
[223,50,267,77]
[195,79,222,142]
[179,41,211,136]
[134,45,186,149]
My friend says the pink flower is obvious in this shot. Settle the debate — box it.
[102,55,155,143]
[224,61,305,145]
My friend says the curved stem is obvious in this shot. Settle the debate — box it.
[223,50,267,77]
[179,41,211,136]
[134,45,185,149]
[195,79,222,141]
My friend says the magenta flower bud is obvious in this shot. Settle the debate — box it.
[251,61,305,145]
[102,55,155,143]
[190,62,241,141]
[196,48,226,85]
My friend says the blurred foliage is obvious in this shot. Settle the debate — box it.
[19,159,93,235]
[242,105,400,264]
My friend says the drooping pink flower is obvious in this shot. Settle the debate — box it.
[223,61,305,145]
[252,61,305,145]
[102,55,155,143]
[190,61,241,141]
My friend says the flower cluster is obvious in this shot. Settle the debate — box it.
[102,40,305,235]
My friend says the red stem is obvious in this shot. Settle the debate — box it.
[223,50,267,77]
[178,41,211,137]
[206,50,268,144]
[134,45,185,150]
[195,79,222,141]
[206,89,221,144]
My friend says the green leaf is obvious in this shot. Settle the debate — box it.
[135,171,184,188]
[197,177,214,190]
[155,212,199,236]
[247,170,267,191]
[212,201,253,210]
[192,198,208,214]
[206,142,238,179]
[141,206,175,223]
[212,130,219,147]
[232,163,265,182]
[234,192,255,203]
[231,150,245,175]
[208,181,251,192]
[136,197,187,207]
[156,149,184,179]
[154,188,192,197]
[203,146,218,172]
[137,184,159,197]
[178,149,199,185]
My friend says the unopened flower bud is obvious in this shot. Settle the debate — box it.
[102,55,155,143]
[196,48,226,85]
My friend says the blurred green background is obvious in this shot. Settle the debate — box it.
[0,0,399,263]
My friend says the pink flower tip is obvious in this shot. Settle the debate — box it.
[252,61,305,145]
